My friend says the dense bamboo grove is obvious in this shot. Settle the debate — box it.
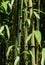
[0,0,45,65]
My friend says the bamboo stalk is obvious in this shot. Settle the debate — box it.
[23,0,28,65]
[10,0,18,65]
[24,26,28,65]
[18,0,23,52]
[31,22,35,65]
[36,0,40,65]
[29,0,35,65]
[18,0,23,65]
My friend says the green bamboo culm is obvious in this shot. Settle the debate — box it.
[36,0,40,65]
[10,0,18,65]
[18,0,23,65]
[23,0,28,65]
[29,0,35,65]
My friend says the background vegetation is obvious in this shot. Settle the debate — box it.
[0,0,45,65]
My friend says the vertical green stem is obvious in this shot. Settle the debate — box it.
[23,0,28,65]
[36,0,40,65]
[29,0,35,65]
[24,26,28,65]
[11,0,18,65]
[31,22,35,65]
[18,0,23,65]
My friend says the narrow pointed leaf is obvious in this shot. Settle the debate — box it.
[14,56,20,65]
[8,0,14,10]
[2,1,8,11]
[11,0,14,6]
[5,25,10,39]
[0,33,4,36]
[0,26,4,33]
[6,45,14,59]
[34,11,40,19]
[33,9,45,15]
[29,50,33,57]
[25,33,32,44]
[22,51,29,55]
[27,19,31,27]
[34,30,41,45]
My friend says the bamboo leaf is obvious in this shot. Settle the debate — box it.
[5,25,10,39]
[27,19,31,27]
[29,50,33,57]
[8,0,14,10]
[25,33,32,44]
[0,33,4,36]
[1,1,8,11]
[34,30,41,45]
[11,0,14,6]
[34,11,40,19]
[22,51,29,55]
[0,26,4,33]
[33,9,45,15]
[22,50,33,56]
[6,45,14,59]
[14,56,20,65]
[41,48,45,65]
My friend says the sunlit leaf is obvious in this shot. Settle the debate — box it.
[8,0,14,10]
[25,33,32,44]
[1,1,8,11]
[5,25,10,39]
[6,45,14,59]
[33,9,45,15]
[41,48,45,65]
[22,50,33,57]
[27,19,31,27]
[34,11,40,19]
[22,50,29,55]
[0,26,4,33]
[0,33,4,36]
[11,0,14,6]
[34,30,41,45]
[14,56,20,65]
[29,50,33,57]
[8,3,12,10]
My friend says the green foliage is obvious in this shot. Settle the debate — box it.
[6,45,14,59]
[1,1,9,12]
[22,50,30,55]
[26,30,41,45]
[0,26,4,37]
[0,25,10,39]
[33,9,45,15]
[26,19,31,27]
[14,56,20,65]
[0,0,44,65]
[25,33,32,44]
[22,50,33,57]
[0,32,4,36]
[33,11,40,19]
[0,26,4,33]
[5,25,10,39]
[34,30,41,45]
[8,0,14,10]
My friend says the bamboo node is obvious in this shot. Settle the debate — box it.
[19,29,21,32]
[28,6,32,9]
[19,16,22,19]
